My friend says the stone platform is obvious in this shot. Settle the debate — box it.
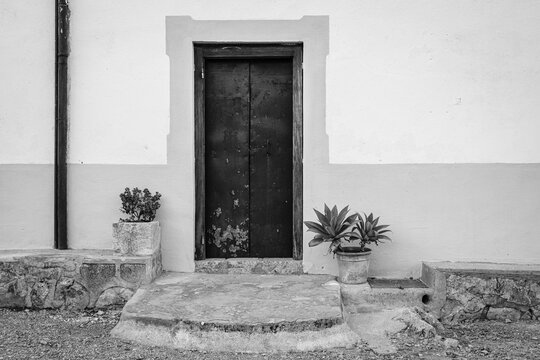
[111,272,359,352]
[0,249,161,309]
[422,261,540,322]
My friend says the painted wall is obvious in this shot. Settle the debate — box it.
[65,1,540,278]
[68,0,540,165]
[2,1,540,277]
[0,1,55,249]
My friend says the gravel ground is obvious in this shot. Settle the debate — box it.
[0,308,539,360]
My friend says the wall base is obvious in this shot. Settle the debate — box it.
[422,261,540,322]
[0,249,161,309]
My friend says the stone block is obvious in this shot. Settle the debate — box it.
[95,287,134,308]
[0,279,25,308]
[30,281,52,308]
[80,263,116,291]
[486,307,521,321]
[120,264,146,283]
[112,221,160,256]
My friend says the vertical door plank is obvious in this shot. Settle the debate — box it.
[292,47,303,260]
[205,60,251,258]
[249,59,293,258]
[194,47,206,260]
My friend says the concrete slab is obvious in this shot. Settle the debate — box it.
[341,282,435,315]
[111,272,359,352]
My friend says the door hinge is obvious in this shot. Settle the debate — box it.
[201,68,205,79]
[202,234,205,245]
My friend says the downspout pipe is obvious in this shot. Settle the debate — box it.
[55,0,69,249]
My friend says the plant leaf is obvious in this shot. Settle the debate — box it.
[357,213,364,229]
[367,213,374,223]
[336,206,350,227]
[324,225,336,237]
[309,238,325,247]
[331,205,338,220]
[324,204,331,219]
[313,209,330,227]
[304,221,326,234]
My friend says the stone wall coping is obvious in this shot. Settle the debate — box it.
[0,249,154,264]
[423,261,540,276]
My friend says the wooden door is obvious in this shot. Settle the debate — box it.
[204,58,293,258]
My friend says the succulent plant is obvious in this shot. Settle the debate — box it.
[304,204,358,254]
[349,212,391,252]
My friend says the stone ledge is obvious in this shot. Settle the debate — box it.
[0,249,162,309]
[195,258,303,274]
[423,261,540,278]
[422,261,540,323]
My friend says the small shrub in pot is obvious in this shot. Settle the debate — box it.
[113,187,162,256]
[119,187,161,222]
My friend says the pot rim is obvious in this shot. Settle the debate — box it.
[335,246,371,256]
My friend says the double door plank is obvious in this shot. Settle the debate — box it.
[205,59,292,258]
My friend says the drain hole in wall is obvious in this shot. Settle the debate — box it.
[421,294,431,304]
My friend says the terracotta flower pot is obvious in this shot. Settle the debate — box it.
[335,247,371,284]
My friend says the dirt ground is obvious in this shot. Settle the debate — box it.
[0,308,539,360]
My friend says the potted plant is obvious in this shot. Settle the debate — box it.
[305,205,391,284]
[339,212,391,284]
[112,187,162,256]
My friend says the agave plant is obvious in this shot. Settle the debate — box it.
[349,212,391,251]
[304,204,358,254]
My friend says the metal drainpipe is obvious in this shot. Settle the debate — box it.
[55,0,69,249]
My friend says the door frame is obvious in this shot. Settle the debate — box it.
[194,43,303,260]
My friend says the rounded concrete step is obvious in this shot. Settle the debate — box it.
[111,272,359,352]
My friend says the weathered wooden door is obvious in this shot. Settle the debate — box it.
[204,58,293,258]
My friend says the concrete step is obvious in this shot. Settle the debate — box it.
[341,278,436,316]
[111,272,359,352]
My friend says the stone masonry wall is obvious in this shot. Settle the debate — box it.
[0,250,161,309]
[441,274,540,323]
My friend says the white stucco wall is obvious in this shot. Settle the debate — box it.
[64,2,540,278]
[0,1,54,249]
[68,0,540,165]
[0,0,55,164]
[2,1,540,276]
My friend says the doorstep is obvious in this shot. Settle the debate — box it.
[111,272,359,352]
